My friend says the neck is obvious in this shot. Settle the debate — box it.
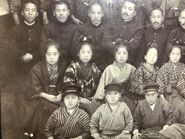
[116,61,126,68]
[145,62,154,69]
[109,101,119,107]
[24,20,35,26]
[66,107,76,115]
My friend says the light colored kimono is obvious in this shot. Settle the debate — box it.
[94,62,136,100]
[90,102,133,139]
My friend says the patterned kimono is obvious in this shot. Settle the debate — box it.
[45,107,90,139]
[157,62,185,110]
[90,102,133,139]
[177,68,185,98]
[134,98,173,139]
[63,61,101,115]
[94,61,136,113]
[27,61,66,138]
[130,63,159,102]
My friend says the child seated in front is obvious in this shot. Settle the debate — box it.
[45,85,90,139]
[90,83,133,139]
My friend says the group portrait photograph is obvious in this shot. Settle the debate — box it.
[1,0,185,139]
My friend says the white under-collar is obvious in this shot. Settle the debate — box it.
[24,20,35,26]
[149,102,156,111]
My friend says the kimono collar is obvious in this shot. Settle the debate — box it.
[24,20,36,26]
[23,20,37,29]
[142,62,158,73]
[78,61,91,68]
[168,61,181,67]
[113,61,126,69]
[64,106,79,116]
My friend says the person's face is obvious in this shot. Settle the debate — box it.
[121,1,136,21]
[64,94,79,110]
[145,48,158,65]
[115,47,128,64]
[150,9,164,29]
[179,10,185,29]
[169,47,181,64]
[145,90,158,105]
[53,3,70,23]
[22,3,38,24]
[78,44,92,64]
[88,4,104,25]
[106,91,121,105]
[45,45,60,65]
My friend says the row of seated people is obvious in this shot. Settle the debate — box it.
[1,0,185,139]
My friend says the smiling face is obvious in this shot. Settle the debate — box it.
[169,47,181,64]
[45,45,60,65]
[64,93,79,110]
[78,43,93,64]
[106,91,121,105]
[88,3,104,25]
[22,2,38,24]
[145,47,158,65]
[121,1,136,21]
[53,3,70,23]
[150,9,164,29]
[115,46,128,65]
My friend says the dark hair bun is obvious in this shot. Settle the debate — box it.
[79,35,93,44]
[115,38,124,46]
[146,42,158,48]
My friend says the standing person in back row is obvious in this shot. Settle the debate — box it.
[102,0,144,66]
[40,0,77,65]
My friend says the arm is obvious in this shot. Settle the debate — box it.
[163,100,173,125]
[78,112,91,139]
[90,108,102,138]
[177,70,185,98]
[45,110,58,138]
[124,104,134,132]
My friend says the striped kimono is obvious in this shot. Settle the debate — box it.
[45,107,90,139]
[90,102,133,139]
[157,62,185,110]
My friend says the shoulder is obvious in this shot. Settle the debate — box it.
[126,63,136,71]
[77,108,90,118]
[32,62,44,71]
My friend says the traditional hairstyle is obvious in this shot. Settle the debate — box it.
[44,39,62,56]
[113,38,129,57]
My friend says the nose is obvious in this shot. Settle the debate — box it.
[28,10,32,15]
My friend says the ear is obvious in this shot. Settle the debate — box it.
[21,11,24,16]
[178,16,181,22]
[144,55,147,61]
[53,10,56,17]
[67,9,70,16]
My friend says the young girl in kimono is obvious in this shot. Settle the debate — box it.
[157,44,185,110]
[90,83,133,139]
[24,39,67,139]
[45,85,90,139]
[63,35,101,115]
[93,39,136,113]
[130,45,159,103]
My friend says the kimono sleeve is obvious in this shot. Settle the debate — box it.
[63,63,76,86]
[90,106,102,135]
[124,104,134,132]
[45,110,58,138]
[177,70,185,98]
[78,111,91,139]
[133,103,142,131]
[157,64,168,94]
[94,66,113,100]
[30,65,43,93]
[162,99,173,125]
[130,67,145,95]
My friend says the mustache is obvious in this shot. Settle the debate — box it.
[122,12,129,16]
[152,21,160,25]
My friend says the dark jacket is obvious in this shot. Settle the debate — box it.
[40,19,77,65]
[102,17,144,66]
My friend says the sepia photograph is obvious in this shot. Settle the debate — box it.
[1,0,185,139]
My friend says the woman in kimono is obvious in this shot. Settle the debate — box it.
[157,44,185,110]
[24,39,67,139]
[63,36,101,115]
[93,39,136,114]
[130,45,159,103]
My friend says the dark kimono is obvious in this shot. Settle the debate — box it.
[134,98,173,139]
[157,62,185,110]
[27,61,67,138]
[130,63,159,102]
[45,107,90,139]
[63,61,101,115]
[71,22,111,70]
